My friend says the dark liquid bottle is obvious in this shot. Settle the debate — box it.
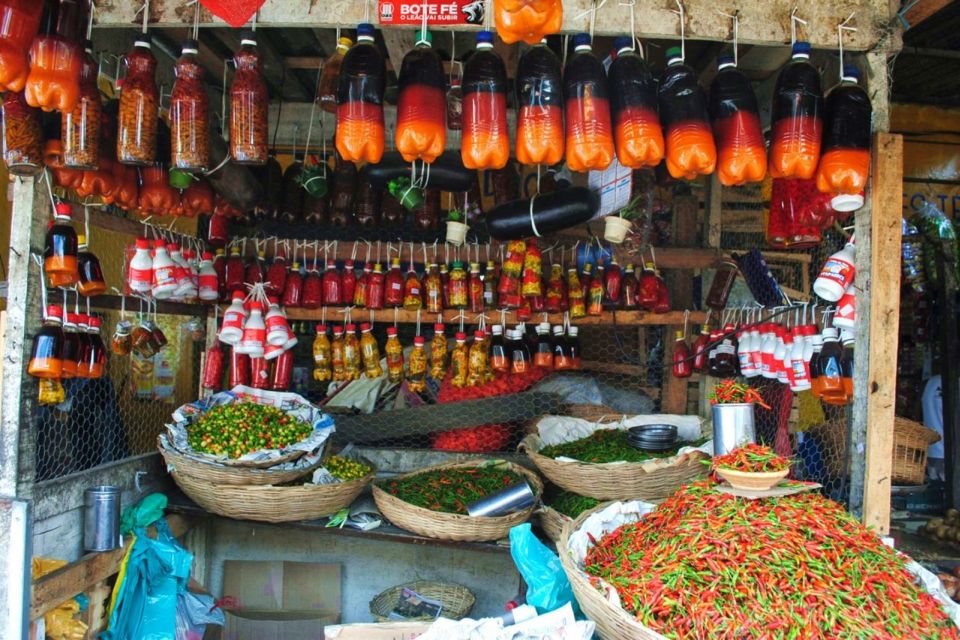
[709,54,766,186]
[28,304,64,378]
[490,324,509,373]
[515,42,564,166]
[395,32,446,164]
[609,37,663,169]
[809,331,824,397]
[462,31,509,170]
[534,323,553,369]
[45,202,78,286]
[769,42,823,180]
[552,325,570,370]
[76,234,106,296]
[563,34,614,172]
[336,23,385,165]
[567,326,581,370]
[840,330,855,402]
[705,259,739,311]
[658,47,716,180]
[818,328,844,403]
[815,66,871,210]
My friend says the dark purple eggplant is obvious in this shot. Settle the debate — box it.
[330,152,357,227]
[362,150,476,191]
[280,161,304,223]
[486,186,599,240]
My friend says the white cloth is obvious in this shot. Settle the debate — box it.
[923,375,946,459]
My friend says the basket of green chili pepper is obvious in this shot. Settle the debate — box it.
[520,418,709,501]
[372,460,543,542]
[537,489,602,542]
[558,484,960,640]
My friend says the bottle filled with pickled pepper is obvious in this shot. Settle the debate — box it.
[637,262,659,310]
[462,31,509,170]
[769,42,823,180]
[45,202,78,287]
[230,32,269,165]
[170,39,208,172]
[438,262,451,308]
[76,234,106,296]
[28,304,64,378]
[385,326,404,383]
[709,54,766,186]
[311,325,332,382]
[25,0,83,113]
[330,326,346,381]
[566,268,585,318]
[622,263,638,308]
[2,89,42,175]
[448,261,468,308]
[353,262,370,308]
[468,262,484,312]
[515,40,564,166]
[408,336,428,392]
[395,32,446,163]
[587,272,605,316]
[403,266,423,311]
[450,331,469,387]
[430,322,447,379]
[384,257,404,307]
[483,260,498,309]
[336,24,385,165]
[318,36,352,114]
[604,258,622,304]
[816,66,872,211]
[62,41,99,169]
[117,36,158,165]
[367,262,385,310]
[0,0,43,93]
[359,322,383,378]
[659,47,716,180]
[609,37,664,169]
[343,323,361,381]
[424,263,443,313]
[467,329,488,386]
[494,0,562,45]
[282,259,303,307]
[564,34,614,172]
[545,263,565,312]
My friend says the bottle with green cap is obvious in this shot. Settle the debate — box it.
[658,46,716,181]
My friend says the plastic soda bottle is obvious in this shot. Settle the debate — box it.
[336,24,385,165]
[395,32,446,164]
[563,34,614,172]
[0,0,44,92]
[658,47,716,180]
[609,37,664,169]
[493,0,562,45]
[769,42,823,180]
[815,66,872,211]
[461,31,509,170]
[515,40,564,166]
[318,36,352,114]
[709,53,766,186]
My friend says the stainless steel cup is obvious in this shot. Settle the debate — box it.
[84,486,121,552]
[712,403,757,457]
[466,482,535,517]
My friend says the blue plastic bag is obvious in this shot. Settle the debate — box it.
[508,524,574,613]
[102,519,193,640]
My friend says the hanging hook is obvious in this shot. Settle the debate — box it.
[717,9,739,66]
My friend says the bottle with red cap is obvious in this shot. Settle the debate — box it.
[73,313,91,377]
[450,331,469,387]
[60,311,79,378]
[312,324,332,382]
[198,252,219,302]
[236,301,265,357]
[430,322,448,380]
[28,304,64,378]
[127,237,153,294]
[331,326,346,381]
[343,323,361,380]
[45,202,79,287]
[86,314,106,378]
[409,335,429,391]
[226,346,248,387]
[360,322,383,378]
[76,233,106,297]
[150,239,178,299]
[168,242,193,300]
[385,326,404,383]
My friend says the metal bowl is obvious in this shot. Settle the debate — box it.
[627,424,679,452]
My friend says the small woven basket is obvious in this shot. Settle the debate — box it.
[170,468,374,523]
[369,580,476,622]
[520,433,708,501]
[158,436,324,485]
[372,460,542,542]
[537,505,572,543]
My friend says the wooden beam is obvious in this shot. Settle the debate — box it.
[900,0,954,28]
[661,192,699,414]
[30,515,192,620]
[92,0,895,51]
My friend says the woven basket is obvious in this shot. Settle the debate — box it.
[371,460,542,542]
[526,405,622,435]
[170,468,374,523]
[158,436,324,486]
[558,505,663,640]
[537,505,572,543]
[520,434,708,501]
[369,580,475,622]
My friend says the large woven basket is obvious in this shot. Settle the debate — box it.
[520,433,708,501]
[537,505,572,543]
[372,460,543,542]
[158,436,324,486]
[558,504,663,640]
[369,580,475,622]
[525,405,621,435]
[170,468,374,523]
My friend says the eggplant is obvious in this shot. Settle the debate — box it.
[486,187,599,240]
[362,150,476,191]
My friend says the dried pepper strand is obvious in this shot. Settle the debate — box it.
[584,482,959,640]
[382,466,522,514]
[713,443,791,473]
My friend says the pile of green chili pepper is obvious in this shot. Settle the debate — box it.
[188,403,313,459]
[546,490,600,519]
[382,466,523,514]
[584,482,959,639]
[540,429,680,464]
[325,456,373,481]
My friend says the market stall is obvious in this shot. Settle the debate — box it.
[3,0,953,637]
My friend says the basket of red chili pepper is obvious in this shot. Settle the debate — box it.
[372,460,543,541]
[558,485,960,640]
[712,443,792,491]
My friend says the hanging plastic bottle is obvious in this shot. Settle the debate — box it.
[446,75,463,131]
[769,42,823,180]
[44,202,78,287]
[62,40,99,169]
[245,250,267,289]
[408,336,428,392]
[424,263,443,313]
[342,324,361,381]
[25,0,84,113]
[117,35,158,165]
[336,24,385,165]
[384,256,404,307]
[0,0,44,93]
[448,261,468,308]
[61,312,80,377]
[709,53,766,186]
[322,260,343,306]
[815,66,872,211]
[395,32,446,164]
[367,261,386,310]
[566,267,585,318]
[493,0,562,45]
[85,315,106,378]
[359,322,383,378]
[671,331,692,378]
[818,327,844,403]
[813,240,855,302]
[230,31,269,165]
[564,34,614,173]
[265,249,288,297]
[430,323,448,380]
[515,40,563,166]
[609,37,664,169]
[330,326,346,381]
[76,234,106,296]
[385,326,404,383]
[311,325,332,382]
[170,39,209,172]
[150,239,178,299]
[28,305,64,379]
[604,258,623,305]
[705,258,739,311]
[833,284,856,330]
[622,264,638,309]
[301,257,323,310]
[659,47,716,180]
[318,35,352,114]
[1,90,43,176]
[461,31,509,170]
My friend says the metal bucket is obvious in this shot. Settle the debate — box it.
[466,482,535,517]
[84,486,121,552]
[711,403,756,457]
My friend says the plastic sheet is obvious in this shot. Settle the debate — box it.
[509,523,574,613]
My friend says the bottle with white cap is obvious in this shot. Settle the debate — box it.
[236,301,266,357]
[833,284,856,329]
[198,252,219,301]
[813,239,856,302]
[264,298,290,346]
[759,324,779,379]
[218,290,248,345]
[789,326,811,392]
[151,239,178,299]
[169,242,193,299]
[128,238,154,294]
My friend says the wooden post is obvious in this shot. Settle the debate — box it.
[661,194,699,414]
[850,133,904,535]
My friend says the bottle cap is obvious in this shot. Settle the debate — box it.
[134,35,153,49]
[357,23,376,40]
[470,262,480,272]
[434,323,445,332]
[791,41,812,58]
[77,234,87,245]
[202,251,213,260]
[267,295,279,305]
[417,31,433,46]
[360,322,372,332]
[717,53,736,69]
[345,323,357,332]
[336,36,353,53]
[89,316,102,329]
[492,324,503,335]
[55,202,72,217]
[333,325,344,334]
[167,242,179,252]
[153,238,166,249]
[391,257,401,267]
[572,33,592,51]
[414,336,425,345]
[474,330,485,339]
[46,305,63,320]
[181,39,199,55]
[136,237,150,249]
[240,30,258,46]
[823,327,839,339]
[583,263,592,273]
[386,327,397,336]
[831,193,864,213]
[215,248,225,256]
[231,290,245,300]
[539,322,551,333]
[552,325,564,336]
[568,326,579,336]
[477,30,494,47]
[373,263,383,272]
[76,313,89,325]
[247,301,263,312]
[842,64,860,82]
[452,260,464,270]
[455,331,467,341]
[666,46,683,64]
[675,330,685,340]
[67,313,79,324]
[613,36,632,54]
[316,324,328,333]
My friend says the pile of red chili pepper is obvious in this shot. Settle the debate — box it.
[436,367,547,403]
[713,443,791,473]
[584,482,959,639]
[708,379,771,409]
[381,466,523,514]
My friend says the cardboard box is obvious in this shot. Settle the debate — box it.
[324,622,433,640]
[221,561,341,640]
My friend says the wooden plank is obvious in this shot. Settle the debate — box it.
[901,0,953,28]
[858,132,904,536]
[30,515,191,620]
[706,174,723,248]
[86,294,207,318]
[661,193,699,414]
[84,580,112,638]
[92,0,895,51]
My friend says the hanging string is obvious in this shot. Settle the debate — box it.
[837,13,858,82]
[140,0,149,34]
[87,1,96,40]
[32,255,48,318]
[417,0,429,46]
[416,309,422,337]
[618,0,643,57]
[717,9,739,66]
[790,7,807,46]
[672,0,686,62]
[192,0,200,40]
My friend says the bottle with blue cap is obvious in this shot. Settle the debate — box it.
[769,41,823,180]
[563,34,614,172]
[462,30,509,170]
[658,46,716,180]
[336,23,386,165]
[709,51,766,186]
[515,39,564,166]
[815,65,872,212]
[608,36,663,169]
[395,30,447,164]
